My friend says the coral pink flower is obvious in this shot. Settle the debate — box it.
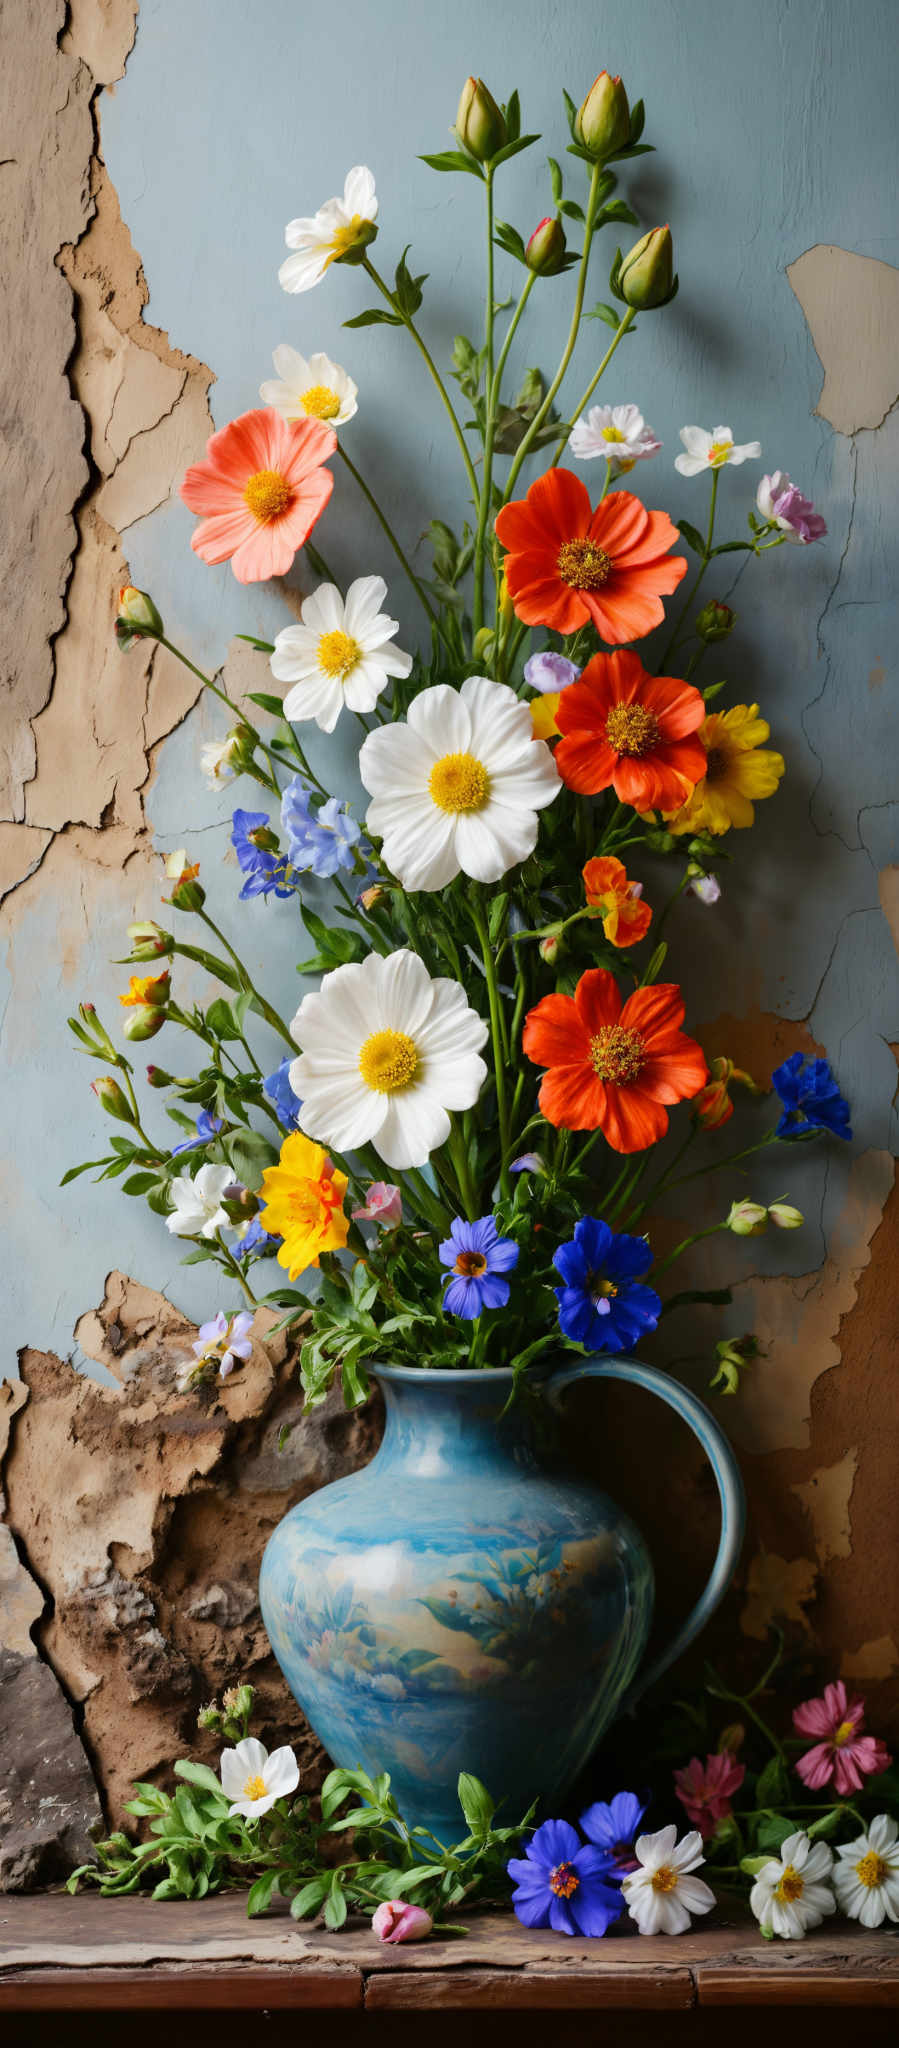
[674,1752,746,1839]
[180,408,336,583]
[793,1680,891,1795]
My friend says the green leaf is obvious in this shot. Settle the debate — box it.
[595,199,639,228]
[226,1128,278,1190]
[60,1159,109,1185]
[205,996,241,1041]
[547,155,563,203]
[807,1807,844,1840]
[174,1760,225,1797]
[290,1876,330,1920]
[394,246,428,318]
[562,86,578,138]
[755,1812,794,1854]
[247,1870,278,1917]
[236,637,276,654]
[711,540,755,555]
[755,1755,790,1807]
[122,1172,159,1197]
[740,1854,773,1877]
[420,149,484,179]
[559,198,585,222]
[323,1872,348,1929]
[677,519,707,556]
[585,301,622,332]
[494,220,527,265]
[457,1772,495,1837]
[503,90,521,143]
[343,307,403,329]
[490,133,540,168]
[247,691,288,717]
[629,98,646,144]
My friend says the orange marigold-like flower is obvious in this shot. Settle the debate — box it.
[119,971,170,1008]
[493,469,687,644]
[582,856,652,948]
[555,650,707,810]
[523,969,707,1153]
[180,407,336,584]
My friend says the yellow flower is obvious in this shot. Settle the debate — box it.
[258,1131,349,1282]
[119,971,170,1008]
[665,704,784,835]
[530,691,562,741]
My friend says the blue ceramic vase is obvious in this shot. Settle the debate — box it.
[260,1359,745,1841]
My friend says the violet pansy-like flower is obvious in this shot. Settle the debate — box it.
[553,1217,661,1354]
[580,1790,648,1874]
[792,1678,891,1794]
[756,471,826,544]
[507,1817,623,1937]
[439,1215,519,1319]
[171,1109,225,1157]
[523,651,581,694]
[230,809,295,900]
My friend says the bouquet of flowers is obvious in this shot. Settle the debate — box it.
[67,67,845,1418]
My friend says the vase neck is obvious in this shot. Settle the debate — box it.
[372,1370,538,1479]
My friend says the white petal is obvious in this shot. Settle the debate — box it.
[407,683,472,755]
[272,343,307,383]
[671,1830,705,1872]
[343,574,388,632]
[298,1074,388,1153]
[360,722,434,795]
[229,1790,279,1820]
[675,1874,715,1912]
[375,1089,450,1169]
[635,1826,677,1868]
[219,1747,250,1797]
[870,1815,898,1853]
[370,947,436,1033]
[803,1840,834,1882]
[454,807,536,882]
[301,582,345,633]
[674,452,707,476]
[279,248,327,293]
[282,674,344,732]
[679,425,712,456]
[657,1894,692,1935]
[343,165,377,219]
[263,1746,300,1796]
[378,810,461,891]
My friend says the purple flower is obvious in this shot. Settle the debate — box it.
[772,1052,851,1141]
[171,1109,225,1157]
[553,1217,661,1354]
[263,1057,303,1131]
[757,472,827,545]
[236,1215,282,1260]
[231,809,296,900]
[687,873,721,906]
[507,1818,622,1937]
[511,1150,548,1176]
[580,1791,649,1875]
[281,779,363,879]
[524,651,581,694]
[191,1309,254,1381]
[438,1215,519,1319]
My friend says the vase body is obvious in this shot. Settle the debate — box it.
[260,1366,654,1840]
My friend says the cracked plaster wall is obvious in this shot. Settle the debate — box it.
[1,0,898,1870]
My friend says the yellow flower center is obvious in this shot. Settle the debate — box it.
[602,425,626,443]
[549,1862,580,1898]
[707,440,733,467]
[856,1851,889,1890]
[244,468,292,523]
[429,751,491,813]
[651,1865,679,1894]
[774,1866,804,1904]
[300,384,342,420]
[589,1273,618,1302]
[358,1028,420,1094]
[605,704,661,758]
[454,1250,488,1278]
[242,1774,268,1802]
[317,629,362,679]
[325,215,367,265]
[834,1719,856,1747]
[556,538,613,590]
[589,1024,645,1085]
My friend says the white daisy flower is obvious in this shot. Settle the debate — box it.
[261,345,358,427]
[621,1826,716,1936]
[201,733,241,787]
[749,1830,836,1939]
[165,1162,234,1241]
[359,674,561,892]
[568,403,661,474]
[289,948,488,1171]
[834,1814,899,1928]
[271,576,413,734]
[279,166,378,295]
[675,424,762,476]
[219,1736,299,1820]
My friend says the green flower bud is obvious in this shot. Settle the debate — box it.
[472,627,496,665]
[455,77,507,162]
[618,225,675,310]
[525,216,567,276]
[769,1201,803,1230]
[126,920,174,962]
[576,71,631,158]
[717,1722,746,1755]
[197,1700,223,1733]
[695,600,736,644]
[223,1682,255,1720]
[162,851,206,913]
[726,1199,768,1237]
[90,1076,135,1122]
[146,1065,174,1088]
[122,1003,167,1043]
[115,585,164,651]
[78,1004,118,1058]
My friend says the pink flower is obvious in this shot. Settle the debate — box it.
[793,1680,891,1795]
[351,1182,403,1228]
[756,471,827,545]
[180,407,335,583]
[371,1900,433,1944]
[673,1752,746,1840]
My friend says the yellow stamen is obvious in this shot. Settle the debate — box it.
[856,1851,889,1890]
[549,1862,580,1899]
[358,1028,419,1094]
[605,703,660,758]
[317,629,362,680]
[244,468,292,523]
[300,384,342,421]
[707,440,733,467]
[651,1865,679,1894]
[834,1719,856,1747]
[774,1866,804,1904]
[556,538,613,590]
[242,1774,268,1801]
[429,751,490,813]
[589,1024,645,1085]
[325,216,367,267]
[601,425,626,444]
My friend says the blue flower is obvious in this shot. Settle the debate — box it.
[281,779,364,880]
[553,1217,661,1354]
[263,1057,303,1131]
[579,1790,648,1875]
[772,1053,852,1142]
[236,1214,282,1260]
[230,809,296,900]
[507,1818,622,1937]
[438,1215,519,1319]
[171,1109,224,1157]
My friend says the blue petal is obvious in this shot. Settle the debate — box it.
[531,1817,581,1866]
[442,1276,481,1319]
[511,1886,551,1928]
[604,1233,653,1281]
[553,1238,590,1288]
[485,1238,519,1274]
[555,1289,596,1345]
[478,1274,512,1311]
[569,1880,622,1938]
[548,1894,577,1935]
[574,1216,614,1269]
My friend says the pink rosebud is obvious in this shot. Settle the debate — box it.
[351,1182,403,1229]
[371,1900,433,1944]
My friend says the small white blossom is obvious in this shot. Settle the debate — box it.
[569,402,661,474]
[219,1736,299,1820]
[621,1825,716,1935]
[688,872,721,905]
[675,424,761,477]
[165,1163,234,1240]
[834,1815,899,1928]
[750,1830,836,1938]
[261,344,358,427]
[271,576,412,734]
[201,734,241,787]
[280,166,377,295]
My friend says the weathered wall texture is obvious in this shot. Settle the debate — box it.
[1,0,898,1880]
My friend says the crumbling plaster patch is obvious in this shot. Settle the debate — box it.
[787,245,899,435]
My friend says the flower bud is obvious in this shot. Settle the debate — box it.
[126,920,174,961]
[618,226,675,310]
[538,928,564,965]
[576,71,631,158]
[695,599,736,644]
[455,76,507,162]
[77,1003,117,1057]
[769,1201,803,1230]
[717,1723,746,1756]
[709,1334,760,1395]
[726,1199,768,1237]
[686,867,722,907]
[372,1900,434,1944]
[115,586,164,650]
[90,1075,136,1122]
[358,883,385,912]
[525,216,567,276]
[146,1064,174,1088]
[222,1682,255,1720]
[162,849,205,912]
[122,1003,167,1042]
[197,1700,223,1733]
[473,626,496,664]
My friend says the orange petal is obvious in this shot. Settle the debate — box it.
[555,731,618,794]
[574,968,622,1034]
[583,855,628,903]
[622,981,687,1041]
[538,1063,605,1130]
[590,489,649,555]
[599,1083,668,1153]
[522,992,589,1070]
[190,508,257,564]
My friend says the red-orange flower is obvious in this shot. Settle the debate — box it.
[582,856,652,947]
[555,650,707,810]
[180,407,336,584]
[693,1055,763,1130]
[494,469,687,644]
[522,969,707,1153]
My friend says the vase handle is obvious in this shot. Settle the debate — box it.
[546,1357,745,1708]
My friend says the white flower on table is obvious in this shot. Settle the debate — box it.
[675,424,761,476]
[279,166,378,295]
[568,403,661,474]
[271,576,412,734]
[261,345,358,427]
[219,1737,299,1819]
[620,1825,716,1935]
[749,1829,836,1938]
[834,1814,899,1928]
[165,1163,234,1241]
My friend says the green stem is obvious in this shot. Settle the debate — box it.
[652,1219,725,1278]
[116,1066,158,1155]
[657,469,719,673]
[654,1133,777,1202]
[196,909,295,1051]
[470,891,511,1197]
[214,1234,260,1308]
[336,444,450,650]
[448,1123,478,1222]
[157,637,281,794]
[548,306,637,467]
[501,162,604,506]
[362,255,479,506]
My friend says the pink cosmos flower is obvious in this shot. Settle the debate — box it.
[756,471,827,545]
[793,1680,891,1795]
[371,1900,433,1944]
[674,1751,746,1839]
[180,408,336,583]
[352,1182,403,1228]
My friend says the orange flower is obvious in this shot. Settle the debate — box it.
[119,971,170,1008]
[555,649,707,810]
[582,856,652,947]
[180,407,336,584]
[494,469,687,644]
[693,1055,763,1130]
[523,969,707,1153]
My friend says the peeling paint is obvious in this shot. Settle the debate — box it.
[793,1447,857,1564]
[788,245,899,436]
[741,1550,819,1642]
